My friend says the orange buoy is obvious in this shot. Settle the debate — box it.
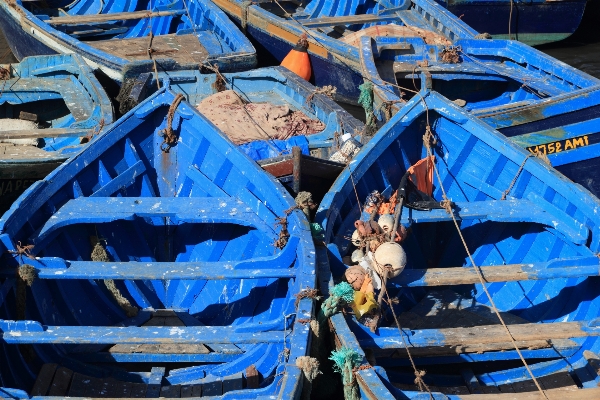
[280,33,311,81]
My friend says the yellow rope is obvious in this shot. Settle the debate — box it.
[422,127,549,399]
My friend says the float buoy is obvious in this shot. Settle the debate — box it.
[373,242,407,278]
[280,34,311,81]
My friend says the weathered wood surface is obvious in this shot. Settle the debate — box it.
[86,34,208,64]
[462,387,600,399]
[30,363,58,396]
[301,14,397,27]
[48,10,185,25]
[0,128,87,140]
[393,256,600,287]
[359,320,597,350]
[0,143,61,160]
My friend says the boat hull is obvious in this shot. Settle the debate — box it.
[0,88,315,398]
[0,159,64,214]
[316,90,600,396]
[211,0,478,105]
[0,0,256,84]
[436,0,588,46]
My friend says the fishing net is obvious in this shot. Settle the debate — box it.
[196,90,325,145]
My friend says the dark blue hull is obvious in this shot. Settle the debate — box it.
[436,0,587,45]
[0,5,56,60]
[246,26,364,104]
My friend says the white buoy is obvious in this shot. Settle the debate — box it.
[351,229,362,247]
[373,242,407,278]
[351,249,364,263]
[378,214,394,234]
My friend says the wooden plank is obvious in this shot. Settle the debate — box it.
[130,382,148,398]
[0,323,286,345]
[48,367,73,396]
[48,10,184,25]
[31,363,58,396]
[160,385,181,398]
[246,365,259,389]
[146,366,165,398]
[301,14,397,27]
[114,380,132,397]
[202,378,222,396]
[358,320,600,350]
[223,372,243,393]
[394,256,600,287]
[180,385,193,398]
[86,34,208,64]
[67,373,89,397]
[462,387,600,399]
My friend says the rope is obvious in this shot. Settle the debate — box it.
[420,122,549,399]
[349,173,363,214]
[305,85,337,105]
[501,153,533,200]
[509,0,514,40]
[358,81,376,132]
[296,356,322,400]
[294,287,321,308]
[475,32,492,39]
[161,93,185,152]
[329,348,362,400]
[384,288,432,396]
[318,282,354,322]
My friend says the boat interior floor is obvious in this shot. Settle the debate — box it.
[391,370,580,395]
[85,34,209,64]
[370,290,583,394]
[29,310,248,397]
[0,143,61,160]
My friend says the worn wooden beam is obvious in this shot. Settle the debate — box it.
[0,320,285,345]
[456,387,600,400]
[392,256,600,287]
[0,128,88,140]
[300,14,397,28]
[358,319,600,350]
[0,253,298,280]
[47,10,185,25]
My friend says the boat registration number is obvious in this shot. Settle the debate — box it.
[526,135,589,155]
[0,179,36,196]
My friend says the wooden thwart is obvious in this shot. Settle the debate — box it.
[301,14,397,27]
[86,34,208,64]
[393,256,600,287]
[48,10,185,25]
[360,320,600,350]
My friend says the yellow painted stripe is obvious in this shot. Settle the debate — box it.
[265,23,329,59]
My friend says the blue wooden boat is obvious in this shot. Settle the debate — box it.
[433,0,588,46]
[362,35,600,199]
[210,0,477,104]
[0,53,113,213]
[315,89,600,397]
[119,66,364,200]
[0,0,256,84]
[0,88,316,398]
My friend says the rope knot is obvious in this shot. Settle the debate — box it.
[294,288,321,308]
[422,126,436,150]
[161,93,185,153]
